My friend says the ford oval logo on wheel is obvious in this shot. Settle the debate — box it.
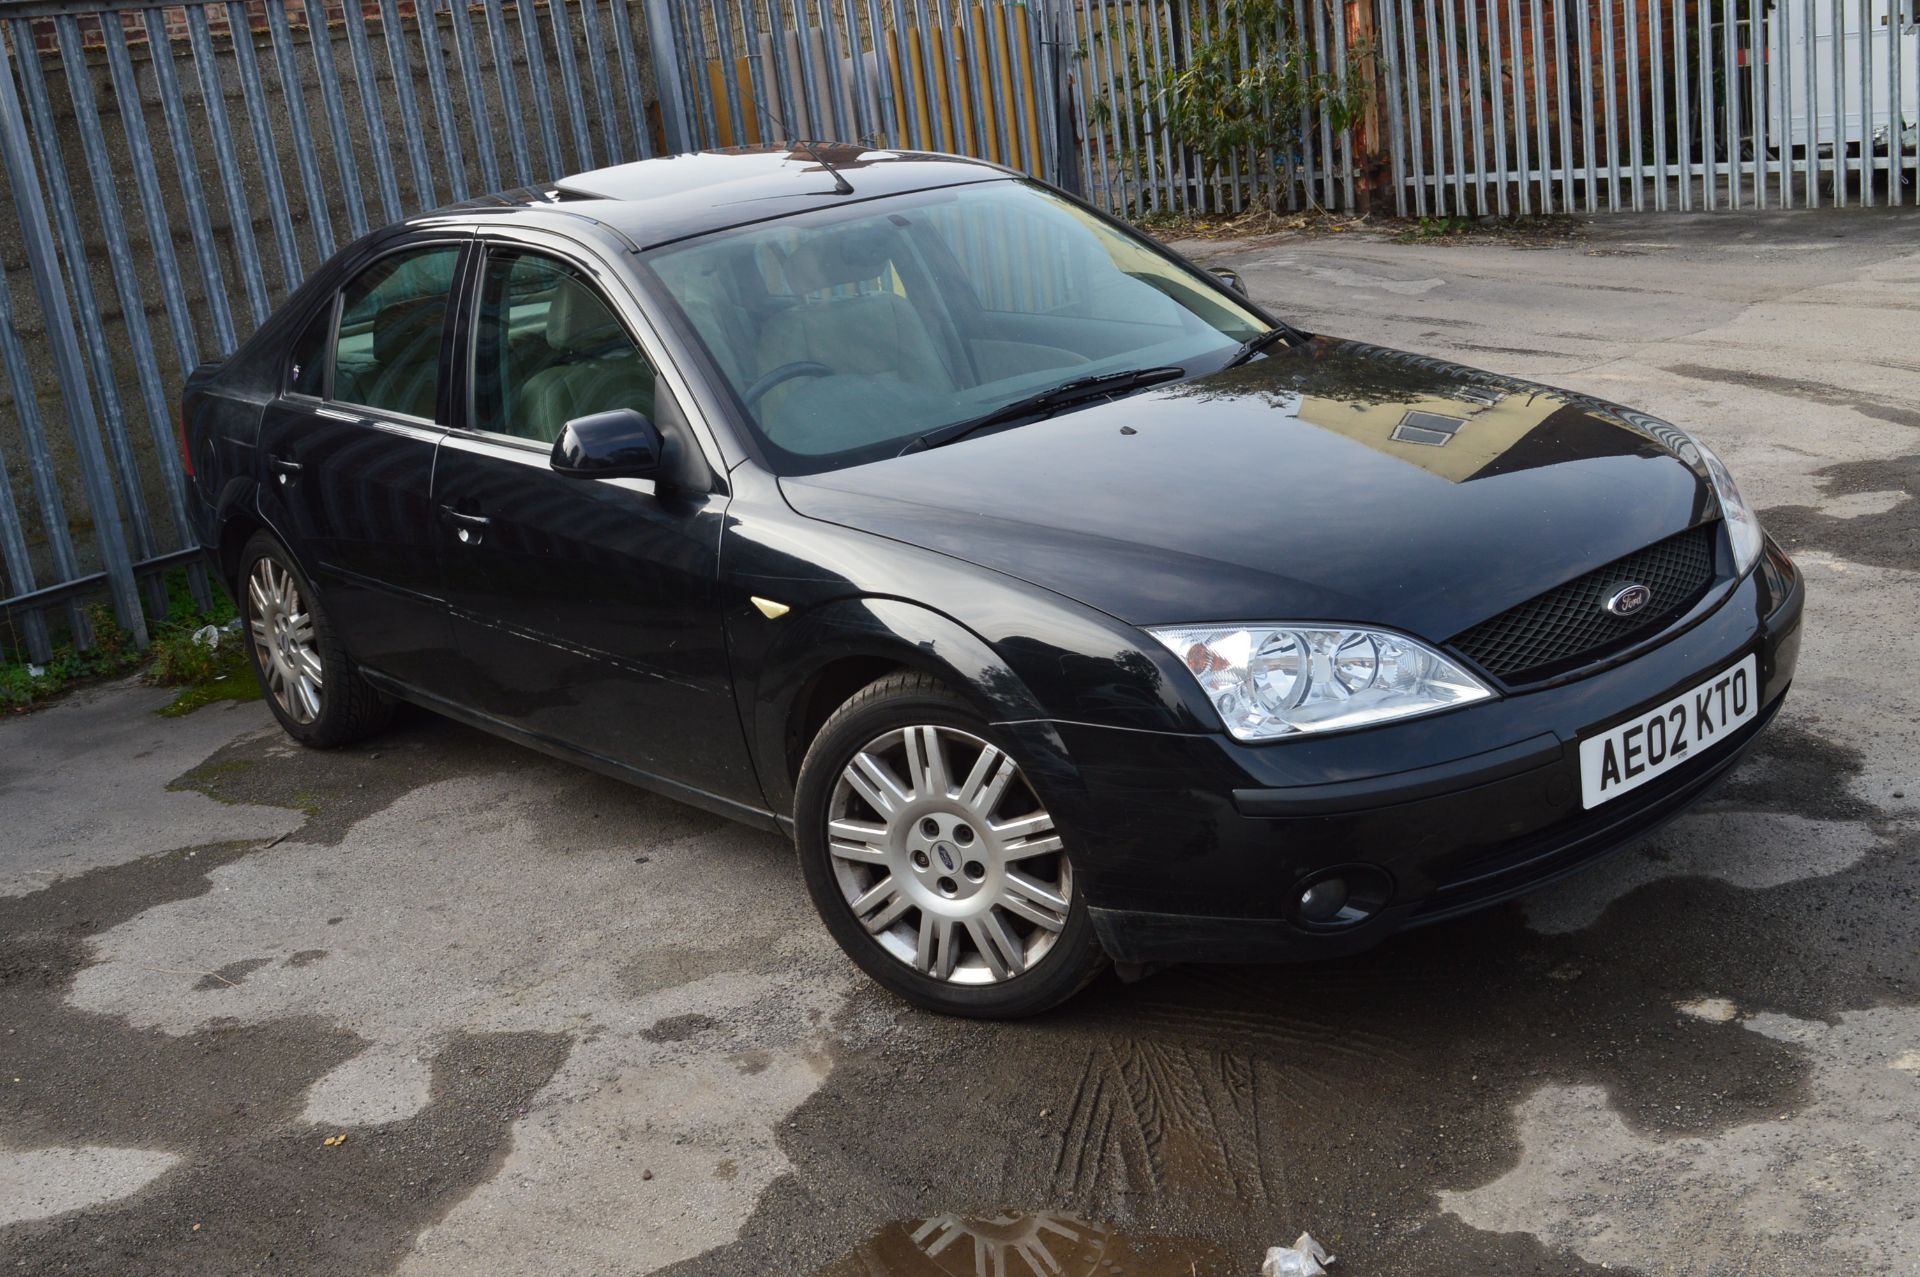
[1603,582,1653,617]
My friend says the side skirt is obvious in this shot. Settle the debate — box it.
[359,670,788,837]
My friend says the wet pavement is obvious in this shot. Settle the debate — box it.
[3,207,1917,1274]
[813,1213,1231,1276]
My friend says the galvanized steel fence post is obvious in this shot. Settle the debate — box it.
[0,39,147,647]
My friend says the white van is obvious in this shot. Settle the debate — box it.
[1769,0,1919,156]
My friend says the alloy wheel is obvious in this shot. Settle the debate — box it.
[247,556,323,725]
[826,724,1071,984]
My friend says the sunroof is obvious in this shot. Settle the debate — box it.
[553,150,841,204]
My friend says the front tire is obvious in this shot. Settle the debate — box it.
[239,530,391,749]
[795,672,1106,1018]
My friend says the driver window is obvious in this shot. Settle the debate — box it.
[473,250,657,444]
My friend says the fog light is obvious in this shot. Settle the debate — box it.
[1299,878,1350,923]
[1292,867,1392,930]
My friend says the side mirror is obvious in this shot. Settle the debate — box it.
[550,408,663,480]
[1210,267,1249,298]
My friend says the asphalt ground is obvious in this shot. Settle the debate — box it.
[2,206,1916,1276]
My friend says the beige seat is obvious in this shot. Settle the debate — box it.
[516,276,656,442]
[344,294,446,420]
[753,227,957,444]
[758,293,954,388]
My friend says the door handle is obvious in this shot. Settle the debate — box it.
[268,455,302,485]
[439,504,492,544]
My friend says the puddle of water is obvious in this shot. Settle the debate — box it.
[813,1211,1232,1277]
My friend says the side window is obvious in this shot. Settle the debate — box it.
[473,250,656,444]
[333,245,460,421]
[288,298,332,397]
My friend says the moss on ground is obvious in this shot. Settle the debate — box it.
[158,671,263,717]
[2,569,260,717]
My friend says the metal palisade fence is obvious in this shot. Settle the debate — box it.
[655,0,1071,180]
[0,0,677,658]
[0,1,1916,660]
[0,0,1072,659]
[1066,1,1917,218]
[1068,0,1367,216]
[1373,0,1919,218]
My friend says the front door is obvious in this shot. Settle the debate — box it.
[256,239,466,693]
[432,243,757,805]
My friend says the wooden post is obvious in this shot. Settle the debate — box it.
[1350,0,1387,214]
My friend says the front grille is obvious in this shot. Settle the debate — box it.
[1450,524,1717,682]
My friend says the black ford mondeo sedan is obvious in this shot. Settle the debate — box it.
[183,146,1802,1017]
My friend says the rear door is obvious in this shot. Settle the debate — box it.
[431,233,758,804]
[256,236,468,693]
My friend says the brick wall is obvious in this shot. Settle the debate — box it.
[1400,1,1762,178]
[9,2,447,54]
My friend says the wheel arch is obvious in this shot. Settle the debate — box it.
[749,596,1053,814]
[784,653,911,787]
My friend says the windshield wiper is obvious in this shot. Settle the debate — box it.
[1223,322,1310,370]
[898,366,1187,456]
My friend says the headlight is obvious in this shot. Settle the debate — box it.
[1147,624,1493,741]
[1691,437,1764,573]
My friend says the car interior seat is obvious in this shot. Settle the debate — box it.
[516,276,656,442]
[752,224,958,442]
[342,294,446,420]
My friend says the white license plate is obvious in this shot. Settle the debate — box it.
[1578,654,1759,810]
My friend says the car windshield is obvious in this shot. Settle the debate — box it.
[641,179,1268,473]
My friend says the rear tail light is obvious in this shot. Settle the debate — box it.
[176,402,194,477]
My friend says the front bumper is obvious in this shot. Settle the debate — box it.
[1010,540,1804,966]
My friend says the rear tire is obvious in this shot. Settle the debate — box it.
[794,672,1106,1018]
[238,530,391,749]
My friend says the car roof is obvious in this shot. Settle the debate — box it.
[422,144,1016,251]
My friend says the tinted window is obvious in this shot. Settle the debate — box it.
[333,246,460,421]
[288,298,332,397]
[472,250,656,444]
[644,181,1265,473]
